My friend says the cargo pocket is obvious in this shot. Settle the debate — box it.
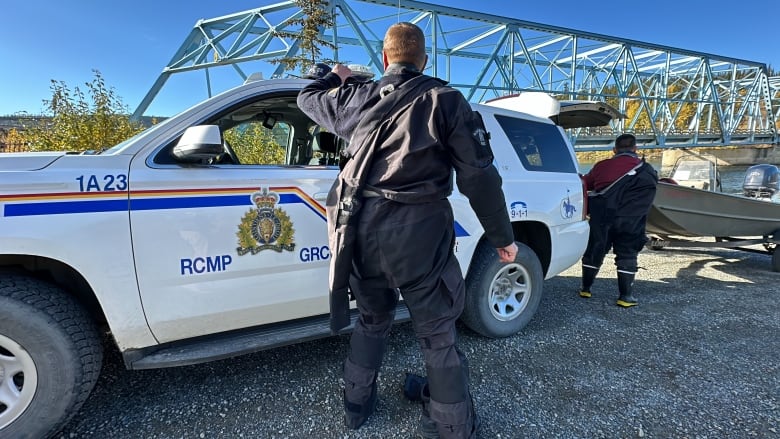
[439,257,465,315]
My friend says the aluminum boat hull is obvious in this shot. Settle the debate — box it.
[646,182,780,237]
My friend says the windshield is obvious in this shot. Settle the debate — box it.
[672,161,711,181]
[100,117,172,154]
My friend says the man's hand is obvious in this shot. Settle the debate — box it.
[332,64,353,84]
[497,242,518,263]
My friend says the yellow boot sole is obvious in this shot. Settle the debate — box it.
[616,299,638,307]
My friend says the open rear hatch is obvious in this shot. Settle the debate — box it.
[483,92,624,128]
[553,101,624,128]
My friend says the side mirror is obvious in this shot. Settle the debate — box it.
[172,125,223,162]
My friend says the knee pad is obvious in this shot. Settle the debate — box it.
[349,330,388,370]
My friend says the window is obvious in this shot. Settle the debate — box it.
[155,92,344,167]
[494,115,576,173]
[223,120,290,165]
[213,93,343,167]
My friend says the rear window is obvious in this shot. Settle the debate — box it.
[494,115,576,173]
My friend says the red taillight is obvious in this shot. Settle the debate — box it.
[580,176,588,220]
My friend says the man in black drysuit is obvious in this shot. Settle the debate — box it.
[580,133,658,307]
[297,22,518,438]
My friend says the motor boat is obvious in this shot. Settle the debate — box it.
[645,154,780,271]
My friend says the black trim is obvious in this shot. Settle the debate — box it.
[123,303,410,370]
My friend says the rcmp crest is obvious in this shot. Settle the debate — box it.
[237,188,295,255]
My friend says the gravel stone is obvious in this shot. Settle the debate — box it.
[56,245,779,438]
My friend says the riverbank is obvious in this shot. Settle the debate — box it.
[577,144,780,171]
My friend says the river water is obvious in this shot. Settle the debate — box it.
[711,165,753,195]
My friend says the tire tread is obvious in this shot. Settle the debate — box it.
[0,272,103,438]
[462,241,544,338]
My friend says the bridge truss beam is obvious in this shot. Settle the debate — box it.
[133,0,779,150]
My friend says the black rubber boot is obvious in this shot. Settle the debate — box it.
[418,384,439,439]
[616,271,638,307]
[429,395,478,439]
[402,374,439,438]
[344,378,377,429]
[403,373,427,402]
[580,265,599,298]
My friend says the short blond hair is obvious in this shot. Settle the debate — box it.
[383,22,426,67]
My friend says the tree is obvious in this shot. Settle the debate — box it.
[22,70,145,152]
[272,0,336,74]
[4,128,28,152]
[224,122,287,165]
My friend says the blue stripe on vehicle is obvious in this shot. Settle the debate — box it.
[129,195,249,211]
[3,193,328,221]
[4,194,461,233]
[279,193,326,221]
[4,199,128,217]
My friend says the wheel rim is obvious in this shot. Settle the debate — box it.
[0,334,38,430]
[488,262,532,322]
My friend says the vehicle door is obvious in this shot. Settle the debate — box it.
[128,89,340,343]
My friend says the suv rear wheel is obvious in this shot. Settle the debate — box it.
[462,241,544,338]
[0,273,103,438]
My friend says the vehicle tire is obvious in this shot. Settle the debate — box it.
[462,241,544,338]
[0,273,103,439]
[772,249,780,272]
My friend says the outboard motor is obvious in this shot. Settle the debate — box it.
[742,164,780,199]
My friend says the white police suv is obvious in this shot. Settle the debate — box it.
[0,77,619,437]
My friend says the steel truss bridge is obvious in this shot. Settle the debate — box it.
[133,0,780,150]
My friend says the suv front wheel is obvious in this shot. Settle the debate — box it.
[0,273,103,438]
[462,241,544,338]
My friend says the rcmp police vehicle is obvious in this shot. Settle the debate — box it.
[0,75,619,437]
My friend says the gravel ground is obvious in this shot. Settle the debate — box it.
[57,245,779,438]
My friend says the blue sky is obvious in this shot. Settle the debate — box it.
[2,0,777,117]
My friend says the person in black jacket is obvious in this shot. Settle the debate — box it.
[297,22,517,438]
[580,134,658,307]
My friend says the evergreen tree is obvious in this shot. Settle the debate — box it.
[272,0,336,74]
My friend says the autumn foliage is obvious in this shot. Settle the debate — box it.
[16,70,145,153]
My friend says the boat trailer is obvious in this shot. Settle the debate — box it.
[647,232,780,272]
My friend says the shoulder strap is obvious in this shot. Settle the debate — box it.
[588,159,646,197]
[343,75,444,160]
